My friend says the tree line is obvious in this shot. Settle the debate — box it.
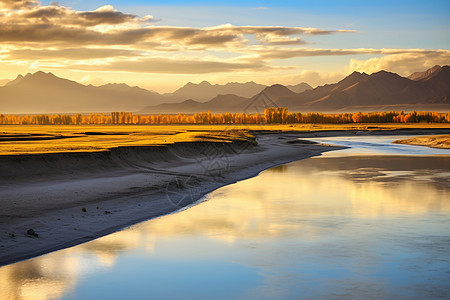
[0,109,449,125]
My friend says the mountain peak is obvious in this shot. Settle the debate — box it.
[264,84,290,92]
[170,80,267,101]
[261,84,297,99]
[371,70,406,81]
[5,74,24,86]
[287,82,313,93]
[429,65,442,72]
[20,71,60,83]
[336,70,369,87]
[408,65,442,81]
[100,83,131,89]
[7,70,82,89]
[28,71,57,78]
[372,70,395,76]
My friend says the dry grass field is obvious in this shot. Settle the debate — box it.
[1,123,450,155]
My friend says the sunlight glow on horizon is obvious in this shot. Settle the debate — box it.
[0,0,448,92]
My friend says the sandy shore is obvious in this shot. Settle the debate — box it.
[1,127,449,266]
[393,134,450,149]
[0,132,345,266]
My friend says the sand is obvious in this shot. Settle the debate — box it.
[1,127,449,266]
[0,131,345,266]
[393,134,450,149]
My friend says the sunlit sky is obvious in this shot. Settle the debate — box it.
[1,0,449,92]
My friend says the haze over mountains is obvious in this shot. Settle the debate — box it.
[0,66,448,114]
[164,81,267,101]
[142,65,450,113]
[0,72,168,113]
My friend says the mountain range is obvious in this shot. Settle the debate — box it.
[0,72,168,113]
[278,66,450,112]
[141,65,450,113]
[0,66,448,114]
[0,72,311,114]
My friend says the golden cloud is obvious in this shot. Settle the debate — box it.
[0,1,352,49]
[348,51,450,75]
[45,57,271,74]
[1,0,446,81]
[0,0,39,9]
[249,47,447,60]
[21,4,151,27]
[5,48,145,59]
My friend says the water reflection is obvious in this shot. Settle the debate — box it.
[1,155,450,299]
[309,135,450,156]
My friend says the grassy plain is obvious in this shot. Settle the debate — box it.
[1,123,450,155]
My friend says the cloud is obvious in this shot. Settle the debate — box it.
[0,22,330,48]
[347,50,450,76]
[5,48,144,59]
[273,50,450,87]
[80,75,105,86]
[255,34,306,45]
[21,4,152,27]
[0,0,444,87]
[43,58,271,74]
[0,0,39,9]
[249,47,448,60]
[0,2,353,49]
[292,70,345,87]
[206,24,354,45]
[206,24,355,36]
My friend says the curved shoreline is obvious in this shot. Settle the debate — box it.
[0,132,344,266]
[1,128,450,267]
[393,134,450,149]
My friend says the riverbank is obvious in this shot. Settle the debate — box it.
[393,134,450,149]
[0,131,344,266]
[1,126,450,266]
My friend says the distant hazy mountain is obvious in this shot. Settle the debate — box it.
[286,82,313,93]
[277,65,450,112]
[143,65,449,113]
[0,78,13,86]
[1,72,311,113]
[237,84,300,113]
[142,84,308,114]
[165,81,268,101]
[164,80,311,102]
[1,66,448,114]
[0,71,170,113]
[141,94,249,114]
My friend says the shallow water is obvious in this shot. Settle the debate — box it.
[309,135,450,156]
[1,137,450,299]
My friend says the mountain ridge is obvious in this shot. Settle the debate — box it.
[281,66,450,111]
[408,65,442,81]
[141,65,450,113]
[1,66,449,114]
[165,80,267,101]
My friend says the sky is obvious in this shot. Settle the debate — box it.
[0,0,449,92]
